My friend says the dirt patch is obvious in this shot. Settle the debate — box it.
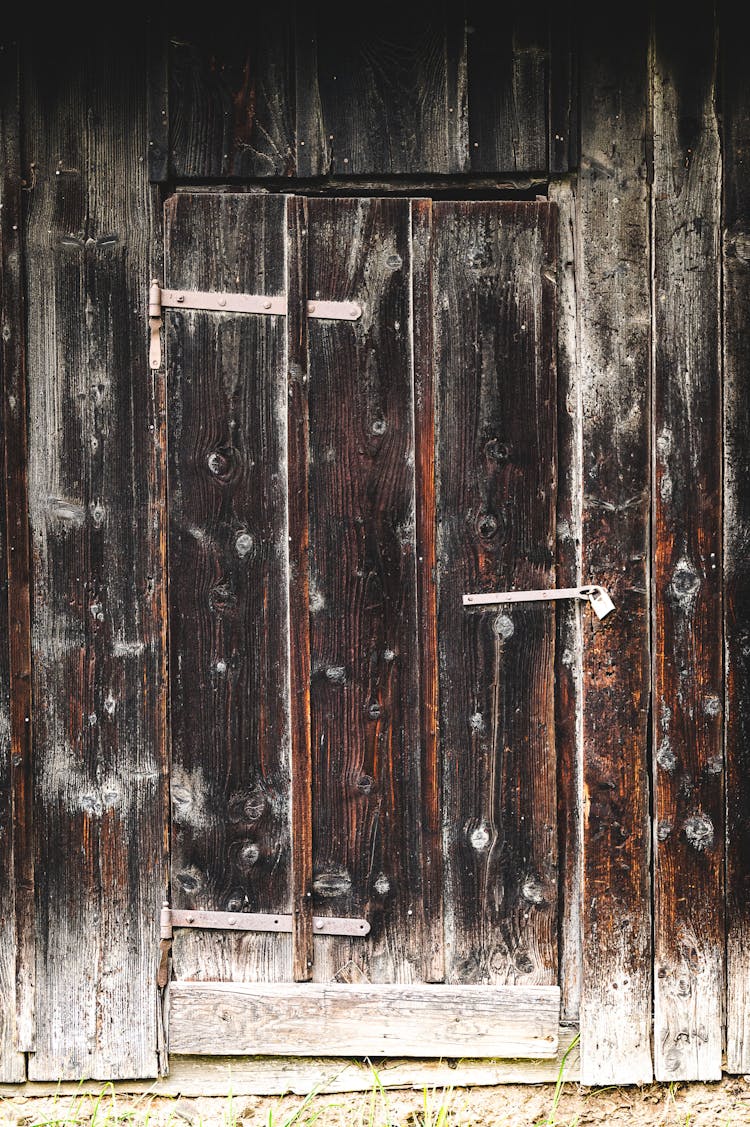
[4,1079,750,1126]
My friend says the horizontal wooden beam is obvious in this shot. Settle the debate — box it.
[0,1027,580,1095]
[168,983,560,1060]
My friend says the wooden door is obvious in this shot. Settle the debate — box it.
[161,193,560,1060]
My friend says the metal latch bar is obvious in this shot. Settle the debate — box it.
[160,905,370,939]
[463,584,616,620]
[161,288,287,316]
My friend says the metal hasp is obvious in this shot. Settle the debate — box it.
[463,584,616,621]
[160,905,371,939]
[148,281,363,370]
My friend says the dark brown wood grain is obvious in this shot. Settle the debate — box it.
[466,9,548,174]
[723,2,750,1075]
[549,13,577,175]
[286,196,314,981]
[304,198,425,985]
[0,37,27,1083]
[652,11,723,1081]
[411,199,444,984]
[24,33,165,1079]
[295,6,468,177]
[169,17,295,179]
[433,201,558,989]
[146,14,169,183]
[576,12,652,1084]
[165,193,293,986]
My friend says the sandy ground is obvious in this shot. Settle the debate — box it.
[4,1079,750,1126]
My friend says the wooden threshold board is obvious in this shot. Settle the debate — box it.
[168,983,561,1059]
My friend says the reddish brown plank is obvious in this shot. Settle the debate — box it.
[723,0,750,1075]
[24,33,166,1079]
[0,36,27,1082]
[411,198,444,983]
[652,10,723,1081]
[432,201,558,989]
[577,11,653,1084]
[165,193,293,986]
[304,198,425,984]
[286,195,314,982]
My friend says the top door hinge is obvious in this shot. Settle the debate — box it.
[148,281,362,370]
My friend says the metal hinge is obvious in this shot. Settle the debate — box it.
[160,904,370,940]
[148,281,363,370]
[157,903,370,987]
[463,584,616,620]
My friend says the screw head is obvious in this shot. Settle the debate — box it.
[176,293,185,303]
[307,301,316,314]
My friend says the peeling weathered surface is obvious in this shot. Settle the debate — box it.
[165,193,293,986]
[549,180,582,1023]
[24,34,166,1079]
[304,199,425,985]
[0,37,26,1083]
[577,13,653,1085]
[652,12,723,1082]
[724,5,750,1077]
[433,202,558,989]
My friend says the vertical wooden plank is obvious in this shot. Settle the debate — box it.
[577,12,653,1084]
[305,198,426,984]
[433,202,558,989]
[295,5,468,177]
[549,180,583,1022]
[168,17,295,178]
[724,1,750,1076]
[0,37,28,1083]
[165,193,293,986]
[652,10,723,1081]
[146,14,169,183]
[25,34,166,1079]
[411,199,444,984]
[286,196,314,982]
[549,13,577,175]
[467,10,549,175]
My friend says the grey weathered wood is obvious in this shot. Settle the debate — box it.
[0,35,27,1085]
[549,179,583,1024]
[24,35,165,1080]
[724,1,750,1077]
[576,13,653,1085]
[168,982,561,1059]
[467,9,548,174]
[164,193,293,987]
[0,1027,581,1095]
[295,7,468,176]
[652,11,723,1082]
[433,202,558,989]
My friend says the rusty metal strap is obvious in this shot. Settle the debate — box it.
[160,905,370,939]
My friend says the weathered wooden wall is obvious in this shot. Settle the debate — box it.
[1,3,749,1088]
